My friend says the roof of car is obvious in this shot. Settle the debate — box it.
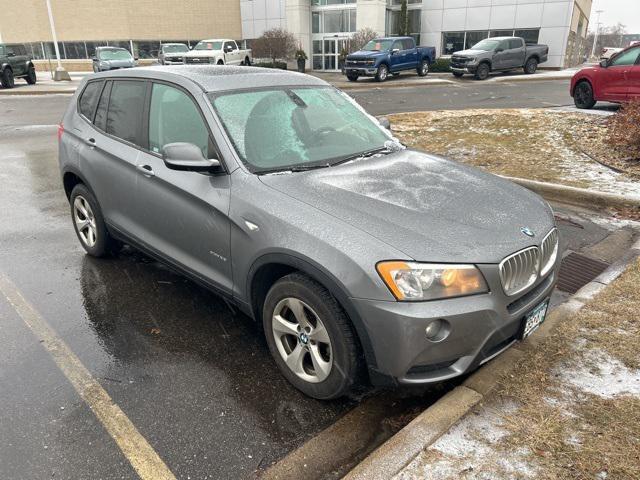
[96,46,128,50]
[91,65,329,93]
[198,39,230,43]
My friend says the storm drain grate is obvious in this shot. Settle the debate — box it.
[557,253,610,294]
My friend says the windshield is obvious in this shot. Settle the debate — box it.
[210,87,394,173]
[163,44,188,53]
[98,49,133,61]
[362,39,394,52]
[194,41,223,51]
[470,39,501,51]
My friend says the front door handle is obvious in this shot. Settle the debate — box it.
[85,137,96,147]
[137,164,155,177]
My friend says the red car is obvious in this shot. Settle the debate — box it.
[571,44,640,109]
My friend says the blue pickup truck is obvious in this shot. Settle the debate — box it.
[343,37,436,82]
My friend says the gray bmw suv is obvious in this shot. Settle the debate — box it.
[59,66,560,399]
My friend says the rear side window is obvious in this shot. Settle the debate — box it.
[106,80,147,147]
[78,81,103,121]
[148,82,212,157]
[94,81,112,131]
[402,39,414,50]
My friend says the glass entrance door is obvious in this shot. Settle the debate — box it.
[313,36,349,71]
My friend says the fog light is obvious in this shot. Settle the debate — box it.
[425,319,450,342]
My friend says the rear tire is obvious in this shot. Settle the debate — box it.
[474,63,490,80]
[243,56,251,66]
[524,57,538,75]
[375,64,389,82]
[574,80,596,109]
[263,273,361,400]
[417,59,429,77]
[346,73,359,82]
[69,184,121,257]
[1,68,15,88]
[25,65,37,85]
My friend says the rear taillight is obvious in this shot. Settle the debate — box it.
[57,123,64,141]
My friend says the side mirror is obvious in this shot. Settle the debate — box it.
[391,48,400,55]
[599,59,608,68]
[91,56,97,61]
[7,52,16,57]
[134,57,139,61]
[495,48,504,53]
[162,143,220,172]
[377,116,391,130]
[225,45,233,52]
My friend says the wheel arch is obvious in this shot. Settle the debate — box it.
[247,252,379,372]
[62,167,95,201]
[571,77,593,97]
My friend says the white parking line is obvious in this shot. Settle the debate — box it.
[0,272,176,480]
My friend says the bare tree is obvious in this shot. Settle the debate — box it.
[252,28,297,64]
[398,0,409,36]
[349,27,378,52]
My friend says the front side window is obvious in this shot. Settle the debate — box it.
[79,81,103,120]
[106,80,147,146]
[210,87,392,172]
[98,48,132,61]
[610,47,640,66]
[194,41,223,51]
[94,81,111,131]
[224,41,237,51]
[149,83,212,158]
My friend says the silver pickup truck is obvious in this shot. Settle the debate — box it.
[450,36,548,80]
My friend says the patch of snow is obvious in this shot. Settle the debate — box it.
[558,349,640,398]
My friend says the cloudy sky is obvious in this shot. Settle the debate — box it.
[590,0,640,33]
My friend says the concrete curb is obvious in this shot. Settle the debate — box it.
[0,88,76,96]
[501,176,640,209]
[343,240,640,480]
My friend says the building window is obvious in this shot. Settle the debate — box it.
[62,42,88,59]
[514,29,540,44]
[442,32,464,55]
[312,9,356,34]
[489,30,513,38]
[386,9,422,45]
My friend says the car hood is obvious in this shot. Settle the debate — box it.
[453,49,486,57]
[185,50,221,57]
[259,150,554,263]
[347,50,383,58]
[100,59,134,67]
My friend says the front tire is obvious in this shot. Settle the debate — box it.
[1,68,15,88]
[375,64,389,82]
[243,56,251,66]
[70,184,120,257]
[217,59,224,65]
[263,273,361,399]
[574,80,596,109]
[524,57,538,75]
[417,60,429,77]
[474,63,490,80]
[346,72,359,82]
[26,65,37,85]
[452,71,464,78]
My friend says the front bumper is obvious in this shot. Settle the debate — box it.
[352,260,560,385]
[344,67,378,76]
[450,65,477,74]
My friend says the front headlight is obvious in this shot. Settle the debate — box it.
[376,261,489,301]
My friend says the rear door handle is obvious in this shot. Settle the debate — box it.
[136,164,155,177]
[85,137,96,147]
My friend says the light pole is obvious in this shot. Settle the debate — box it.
[590,9,604,60]
[45,0,71,81]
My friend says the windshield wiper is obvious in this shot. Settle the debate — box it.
[257,163,330,175]
[330,146,394,166]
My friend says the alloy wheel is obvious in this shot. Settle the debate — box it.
[73,195,98,248]
[271,297,333,383]
[421,61,429,75]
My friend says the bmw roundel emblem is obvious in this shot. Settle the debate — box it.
[521,227,535,238]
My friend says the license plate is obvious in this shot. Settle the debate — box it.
[521,300,549,339]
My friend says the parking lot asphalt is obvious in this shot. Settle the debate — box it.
[0,86,630,479]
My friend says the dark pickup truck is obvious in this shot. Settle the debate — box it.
[344,37,436,82]
[450,36,549,80]
[0,43,37,88]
